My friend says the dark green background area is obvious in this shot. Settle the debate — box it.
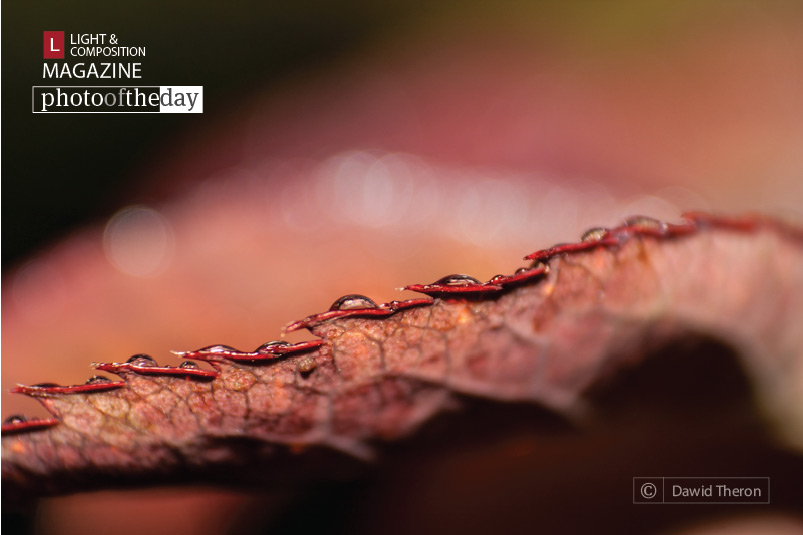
[1,1,413,267]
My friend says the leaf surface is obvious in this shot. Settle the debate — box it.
[3,214,802,504]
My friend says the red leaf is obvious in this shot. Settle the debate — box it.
[3,214,802,506]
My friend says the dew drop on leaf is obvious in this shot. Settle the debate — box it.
[179,361,200,369]
[581,227,610,242]
[623,215,664,230]
[257,341,291,353]
[197,345,237,354]
[329,294,378,311]
[435,274,481,286]
[85,375,112,384]
[126,354,158,367]
[4,415,27,425]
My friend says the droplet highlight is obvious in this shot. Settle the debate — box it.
[179,361,200,369]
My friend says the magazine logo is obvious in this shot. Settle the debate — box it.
[33,86,203,113]
[36,31,203,114]
[44,31,64,59]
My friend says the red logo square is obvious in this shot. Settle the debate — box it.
[44,31,64,59]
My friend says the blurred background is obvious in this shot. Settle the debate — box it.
[3,0,803,533]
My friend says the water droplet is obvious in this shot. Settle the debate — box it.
[515,267,530,274]
[85,375,112,385]
[329,294,378,311]
[623,215,664,230]
[4,415,27,425]
[581,227,610,242]
[435,274,481,286]
[33,382,59,388]
[489,274,506,284]
[126,354,157,367]
[197,345,237,354]
[257,341,291,353]
[179,361,199,369]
